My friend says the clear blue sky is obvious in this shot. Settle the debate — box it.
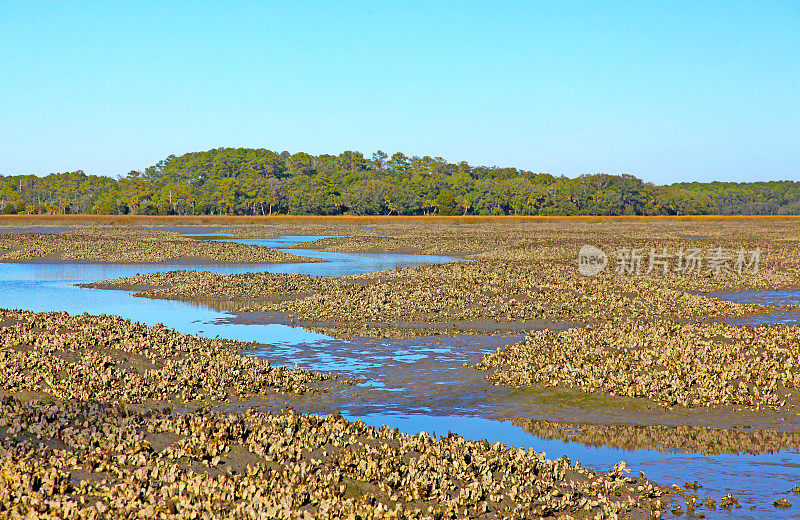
[1,1,797,183]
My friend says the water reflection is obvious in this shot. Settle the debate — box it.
[705,287,800,326]
[346,414,800,519]
[217,235,459,277]
[707,287,800,307]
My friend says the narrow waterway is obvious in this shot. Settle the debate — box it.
[0,232,798,518]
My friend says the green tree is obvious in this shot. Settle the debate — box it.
[435,189,458,216]
[0,181,23,213]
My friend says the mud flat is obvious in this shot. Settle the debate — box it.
[0,309,674,519]
[68,217,800,338]
[76,220,800,415]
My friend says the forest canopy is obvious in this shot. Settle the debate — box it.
[1,148,797,216]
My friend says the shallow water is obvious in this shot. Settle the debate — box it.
[352,414,800,519]
[706,287,800,326]
[1,232,799,518]
[707,287,800,307]
[191,234,459,277]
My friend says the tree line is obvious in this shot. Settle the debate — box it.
[0,148,797,216]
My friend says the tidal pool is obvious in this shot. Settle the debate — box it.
[1,232,798,518]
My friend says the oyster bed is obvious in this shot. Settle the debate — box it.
[2,217,800,518]
[0,311,674,519]
[0,227,314,264]
[476,319,800,412]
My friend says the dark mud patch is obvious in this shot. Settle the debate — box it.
[295,317,576,338]
[211,310,293,325]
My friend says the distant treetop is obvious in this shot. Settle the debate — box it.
[0,148,797,216]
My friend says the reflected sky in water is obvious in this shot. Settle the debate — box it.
[348,414,800,518]
[706,287,800,327]
[0,235,455,343]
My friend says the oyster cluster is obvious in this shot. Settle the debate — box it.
[0,309,334,401]
[0,227,313,263]
[84,270,334,305]
[476,320,800,411]
[82,258,772,339]
[62,218,800,337]
[0,397,673,519]
[281,260,772,337]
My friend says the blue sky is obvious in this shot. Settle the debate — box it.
[1,1,797,183]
